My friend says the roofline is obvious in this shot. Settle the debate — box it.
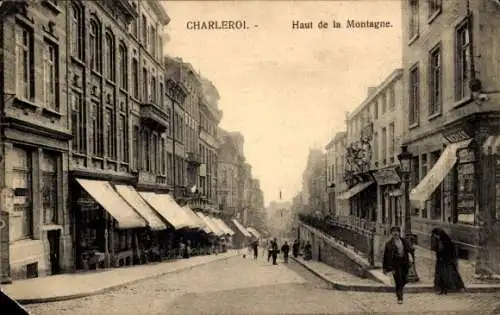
[148,0,170,25]
[347,68,403,121]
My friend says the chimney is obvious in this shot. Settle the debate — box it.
[367,86,377,97]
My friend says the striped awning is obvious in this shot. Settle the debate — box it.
[482,135,500,155]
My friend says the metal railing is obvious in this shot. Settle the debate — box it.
[298,213,375,266]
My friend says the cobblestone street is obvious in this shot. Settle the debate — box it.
[24,255,500,314]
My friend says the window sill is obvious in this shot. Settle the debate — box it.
[71,56,85,67]
[13,97,38,112]
[119,87,128,94]
[72,152,86,158]
[42,107,62,120]
[91,69,102,78]
[408,122,419,130]
[91,156,104,161]
[105,78,116,86]
[427,9,441,24]
[453,96,473,109]
[408,33,419,46]
[427,111,442,121]
[41,1,62,15]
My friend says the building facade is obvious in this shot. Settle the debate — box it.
[301,148,327,215]
[0,0,172,282]
[199,78,222,208]
[402,0,500,272]
[0,0,75,282]
[325,132,348,217]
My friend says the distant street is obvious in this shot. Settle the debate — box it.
[24,253,500,315]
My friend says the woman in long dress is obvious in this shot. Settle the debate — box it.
[431,228,465,294]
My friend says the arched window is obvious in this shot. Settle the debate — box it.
[118,43,127,89]
[89,19,100,72]
[71,4,83,60]
[104,32,115,80]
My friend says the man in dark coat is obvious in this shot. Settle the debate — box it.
[281,241,290,263]
[383,226,414,304]
[271,238,279,265]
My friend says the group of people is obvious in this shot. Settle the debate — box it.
[383,226,465,304]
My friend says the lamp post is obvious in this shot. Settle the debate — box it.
[397,145,420,282]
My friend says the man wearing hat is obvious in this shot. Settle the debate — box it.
[383,226,414,304]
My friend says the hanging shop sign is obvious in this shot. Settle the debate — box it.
[372,167,401,186]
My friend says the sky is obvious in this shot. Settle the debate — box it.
[161,1,402,206]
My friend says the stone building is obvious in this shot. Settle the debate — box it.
[66,0,170,271]
[164,57,201,203]
[301,148,327,215]
[0,0,75,282]
[401,0,500,273]
[325,131,348,217]
[0,0,172,282]
[199,78,222,208]
[216,129,244,218]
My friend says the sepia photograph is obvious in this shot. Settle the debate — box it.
[0,0,500,314]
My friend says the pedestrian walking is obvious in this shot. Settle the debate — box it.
[252,240,259,260]
[292,239,299,258]
[383,226,414,304]
[267,240,273,262]
[431,228,465,294]
[271,238,279,265]
[281,241,290,263]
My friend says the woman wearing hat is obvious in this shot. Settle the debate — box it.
[383,226,414,304]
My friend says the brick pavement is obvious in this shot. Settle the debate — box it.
[1,251,237,304]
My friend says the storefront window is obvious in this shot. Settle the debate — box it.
[10,147,33,241]
[41,152,58,224]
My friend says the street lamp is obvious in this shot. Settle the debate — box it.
[397,145,419,282]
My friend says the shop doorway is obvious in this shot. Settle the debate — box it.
[48,230,61,275]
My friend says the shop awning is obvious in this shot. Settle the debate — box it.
[231,219,252,238]
[76,179,147,229]
[214,218,235,235]
[196,212,224,236]
[410,139,472,209]
[247,227,261,238]
[206,216,228,236]
[482,135,500,155]
[337,181,375,201]
[139,192,191,230]
[114,185,167,231]
[211,217,234,235]
[182,206,210,232]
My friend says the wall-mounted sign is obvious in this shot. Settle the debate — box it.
[458,148,475,163]
[443,124,473,143]
[372,167,401,185]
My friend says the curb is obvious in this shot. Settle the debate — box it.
[291,257,500,293]
[16,253,237,305]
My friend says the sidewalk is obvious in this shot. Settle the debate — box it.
[292,254,500,293]
[2,251,237,305]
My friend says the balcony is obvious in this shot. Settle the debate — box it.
[137,171,169,189]
[185,151,201,166]
[140,103,169,132]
